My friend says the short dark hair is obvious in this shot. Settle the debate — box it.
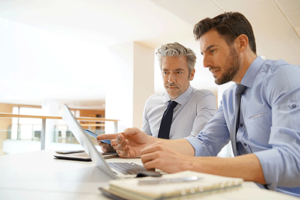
[193,12,256,54]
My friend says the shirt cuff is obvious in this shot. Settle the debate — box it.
[185,137,202,156]
[254,149,283,190]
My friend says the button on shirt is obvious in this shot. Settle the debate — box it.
[142,85,217,139]
[186,57,300,197]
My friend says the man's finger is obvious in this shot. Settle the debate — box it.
[111,139,117,146]
[123,144,130,157]
[122,128,142,138]
[141,152,158,164]
[143,159,159,171]
[141,142,162,155]
[117,139,128,151]
[116,134,125,144]
[96,133,119,140]
[116,150,126,158]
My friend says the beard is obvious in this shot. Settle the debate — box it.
[165,82,180,98]
[213,46,241,85]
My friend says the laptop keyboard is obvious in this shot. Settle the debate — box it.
[107,162,146,175]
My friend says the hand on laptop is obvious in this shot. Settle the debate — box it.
[97,128,157,158]
[140,141,194,174]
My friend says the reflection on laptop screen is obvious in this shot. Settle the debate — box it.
[61,104,146,179]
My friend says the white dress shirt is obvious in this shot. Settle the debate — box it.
[142,85,217,139]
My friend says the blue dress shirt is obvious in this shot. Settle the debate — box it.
[142,85,217,139]
[186,57,300,197]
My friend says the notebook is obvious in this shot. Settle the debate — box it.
[61,104,146,178]
[101,171,244,200]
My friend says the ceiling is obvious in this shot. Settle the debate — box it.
[0,0,194,48]
[0,0,299,109]
[151,0,300,64]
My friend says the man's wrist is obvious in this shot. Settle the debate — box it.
[183,156,196,171]
[148,135,159,145]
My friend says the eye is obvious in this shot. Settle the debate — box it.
[162,71,168,74]
[177,71,183,74]
[210,49,215,54]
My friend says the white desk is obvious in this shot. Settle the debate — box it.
[0,150,115,200]
[0,150,297,200]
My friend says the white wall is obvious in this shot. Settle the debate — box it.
[105,42,134,133]
[133,43,154,128]
[0,18,109,105]
[105,42,154,133]
[0,18,157,133]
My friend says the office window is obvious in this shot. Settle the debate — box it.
[11,107,43,140]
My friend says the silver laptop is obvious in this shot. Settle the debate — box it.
[61,104,145,179]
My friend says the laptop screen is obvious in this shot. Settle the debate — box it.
[61,104,118,179]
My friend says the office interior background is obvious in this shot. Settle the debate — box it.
[0,0,299,156]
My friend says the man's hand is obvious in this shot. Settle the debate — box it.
[140,141,194,173]
[115,127,158,158]
[97,128,157,158]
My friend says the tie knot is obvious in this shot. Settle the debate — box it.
[167,101,178,110]
[236,84,246,96]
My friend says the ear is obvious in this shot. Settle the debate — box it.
[235,34,248,53]
[189,69,195,81]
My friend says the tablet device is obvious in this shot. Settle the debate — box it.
[54,130,115,161]
[54,152,118,161]
[55,150,85,154]
[84,129,111,145]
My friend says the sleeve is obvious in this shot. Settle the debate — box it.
[186,101,231,157]
[189,91,217,137]
[141,98,152,136]
[254,64,300,189]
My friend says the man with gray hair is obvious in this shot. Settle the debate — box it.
[100,42,216,152]
[141,42,216,139]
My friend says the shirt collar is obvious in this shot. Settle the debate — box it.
[164,85,193,105]
[240,56,264,88]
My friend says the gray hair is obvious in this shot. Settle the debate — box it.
[156,42,197,75]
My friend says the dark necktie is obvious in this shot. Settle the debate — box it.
[158,101,178,139]
[235,85,246,133]
[231,84,246,156]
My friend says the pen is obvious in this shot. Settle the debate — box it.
[138,176,203,185]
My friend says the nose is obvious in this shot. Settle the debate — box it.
[202,54,211,68]
[168,72,175,83]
